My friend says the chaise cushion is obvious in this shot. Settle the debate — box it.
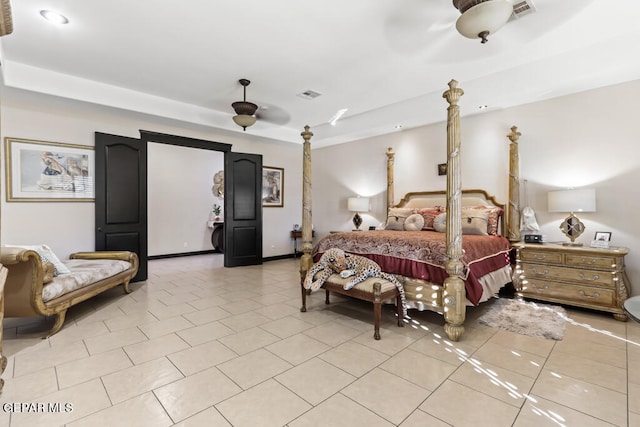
[42,258,132,302]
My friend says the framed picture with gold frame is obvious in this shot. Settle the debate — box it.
[262,166,284,207]
[4,137,95,202]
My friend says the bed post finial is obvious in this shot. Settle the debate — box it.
[300,126,314,292]
[386,147,395,213]
[442,79,465,342]
[507,126,521,242]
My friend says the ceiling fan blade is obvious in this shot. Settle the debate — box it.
[255,104,290,126]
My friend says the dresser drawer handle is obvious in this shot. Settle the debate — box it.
[580,258,597,265]
[531,284,549,291]
[531,268,549,275]
[578,273,600,281]
[579,290,600,299]
[533,254,546,261]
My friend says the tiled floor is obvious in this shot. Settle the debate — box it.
[1,254,639,426]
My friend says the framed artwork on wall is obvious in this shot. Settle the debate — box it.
[262,166,284,207]
[4,137,95,202]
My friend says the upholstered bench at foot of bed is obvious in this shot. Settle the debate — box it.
[300,274,404,340]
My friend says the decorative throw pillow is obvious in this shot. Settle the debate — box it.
[469,206,503,235]
[4,244,71,275]
[42,262,55,284]
[404,213,425,231]
[434,213,446,233]
[413,207,443,230]
[385,208,413,230]
[461,209,490,235]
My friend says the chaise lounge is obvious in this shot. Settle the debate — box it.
[1,246,139,338]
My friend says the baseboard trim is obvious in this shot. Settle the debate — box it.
[148,249,219,260]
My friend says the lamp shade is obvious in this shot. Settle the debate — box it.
[548,189,596,213]
[455,0,513,43]
[232,114,257,129]
[348,197,369,212]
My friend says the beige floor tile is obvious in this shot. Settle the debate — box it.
[289,393,393,427]
[276,357,356,405]
[9,378,111,427]
[154,366,242,423]
[182,305,232,326]
[303,320,362,347]
[399,409,451,426]
[47,320,110,347]
[56,348,133,389]
[215,379,311,427]
[123,332,190,364]
[172,407,232,427]
[547,336,627,369]
[147,302,198,320]
[103,311,158,332]
[472,341,547,379]
[420,380,519,426]
[176,321,235,346]
[545,350,627,391]
[1,367,59,402]
[260,315,315,338]
[379,348,457,391]
[218,310,272,332]
[450,357,536,407]
[217,326,280,355]
[217,348,292,390]
[514,394,618,427]
[168,339,238,376]
[252,302,300,320]
[342,368,431,425]
[187,294,229,310]
[157,291,200,306]
[102,357,184,404]
[138,315,195,339]
[265,333,330,365]
[630,381,640,414]
[83,326,148,355]
[68,391,173,426]
[13,339,88,378]
[319,340,389,377]
[485,329,556,358]
[408,333,476,367]
[530,369,627,426]
[354,326,416,356]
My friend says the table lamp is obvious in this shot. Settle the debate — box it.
[348,196,369,231]
[547,188,596,246]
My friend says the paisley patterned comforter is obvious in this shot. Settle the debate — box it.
[313,230,511,305]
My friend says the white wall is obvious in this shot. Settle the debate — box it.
[312,79,640,297]
[148,143,224,256]
[0,86,304,260]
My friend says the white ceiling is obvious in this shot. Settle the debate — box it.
[1,0,639,148]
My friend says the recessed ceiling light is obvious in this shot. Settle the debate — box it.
[395,125,403,130]
[478,105,489,110]
[40,10,69,25]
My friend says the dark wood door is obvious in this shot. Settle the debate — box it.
[95,132,148,281]
[224,152,263,267]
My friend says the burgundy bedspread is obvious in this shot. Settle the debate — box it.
[312,230,511,305]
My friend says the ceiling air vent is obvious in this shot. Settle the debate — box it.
[511,0,536,19]
[297,90,322,100]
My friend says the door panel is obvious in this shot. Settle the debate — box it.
[225,152,262,267]
[95,132,147,281]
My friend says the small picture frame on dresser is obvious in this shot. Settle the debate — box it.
[590,231,612,248]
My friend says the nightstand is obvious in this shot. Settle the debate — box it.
[513,243,631,321]
[291,230,314,257]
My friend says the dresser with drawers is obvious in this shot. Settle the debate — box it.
[513,243,631,320]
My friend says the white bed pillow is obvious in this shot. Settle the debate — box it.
[4,244,72,275]
[385,208,413,230]
[434,213,446,232]
[404,213,425,231]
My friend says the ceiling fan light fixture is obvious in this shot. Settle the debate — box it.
[453,0,513,44]
[231,78,258,131]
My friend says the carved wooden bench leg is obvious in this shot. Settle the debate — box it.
[122,280,133,294]
[45,310,67,339]
[300,280,309,312]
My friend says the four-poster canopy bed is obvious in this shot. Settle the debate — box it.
[298,80,522,341]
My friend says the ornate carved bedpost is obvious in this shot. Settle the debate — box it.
[299,126,314,291]
[507,126,521,242]
[442,80,465,342]
[386,147,395,212]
